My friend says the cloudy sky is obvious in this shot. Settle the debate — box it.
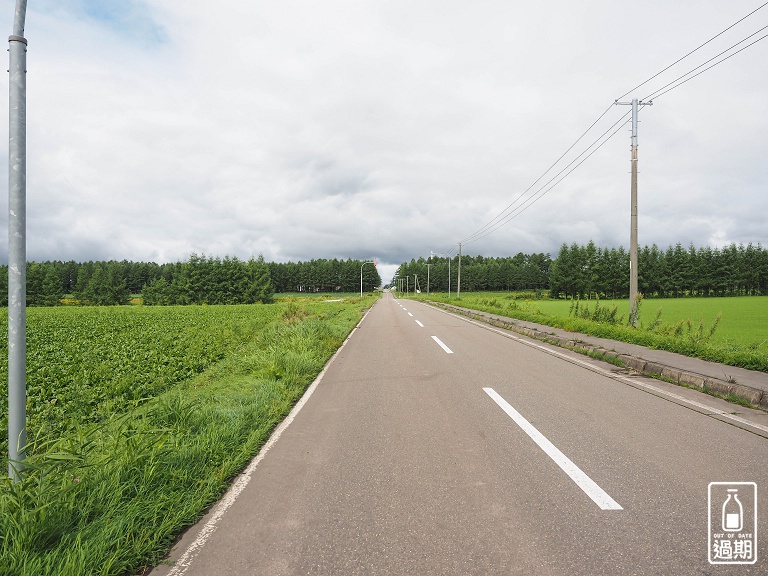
[1,1,766,283]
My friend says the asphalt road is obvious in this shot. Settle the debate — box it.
[153,291,768,575]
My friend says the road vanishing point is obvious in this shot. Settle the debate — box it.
[152,291,767,575]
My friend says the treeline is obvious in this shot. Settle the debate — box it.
[1,260,157,306]
[396,253,552,293]
[396,241,768,299]
[0,255,382,306]
[268,258,382,294]
[141,254,274,305]
[549,241,768,299]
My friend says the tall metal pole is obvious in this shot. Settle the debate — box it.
[456,242,462,300]
[426,263,430,295]
[8,0,28,481]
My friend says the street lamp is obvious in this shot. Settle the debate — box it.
[430,251,451,299]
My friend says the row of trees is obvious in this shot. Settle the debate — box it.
[268,258,382,294]
[395,242,768,299]
[3,260,143,306]
[142,255,274,305]
[549,241,768,299]
[3,241,764,306]
[394,253,552,294]
[0,254,383,306]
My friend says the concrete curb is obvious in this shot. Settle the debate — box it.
[433,302,768,411]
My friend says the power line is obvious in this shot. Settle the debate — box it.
[453,3,768,251]
[462,109,631,245]
[615,0,768,102]
[459,103,616,245]
[643,28,768,101]
[463,115,631,246]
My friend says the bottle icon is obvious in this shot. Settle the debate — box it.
[722,488,743,532]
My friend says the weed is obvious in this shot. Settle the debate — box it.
[568,296,623,326]
[282,302,308,323]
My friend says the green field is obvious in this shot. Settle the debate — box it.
[407,292,768,372]
[0,295,377,575]
[529,296,768,347]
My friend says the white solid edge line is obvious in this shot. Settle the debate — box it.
[165,303,376,576]
[484,387,623,511]
[416,320,425,327]
[438,307,768,435]
[431,335,454,354]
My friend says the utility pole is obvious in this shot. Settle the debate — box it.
[456,243,462,300]
[8,0,28,482]
[426,263,431,295]
[615,98,651,327]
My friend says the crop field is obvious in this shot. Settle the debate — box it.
[407,292,768,372]
[0,295,377,575]
[0,304,282,457]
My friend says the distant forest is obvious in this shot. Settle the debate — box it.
[2,241,765,307]
[396,241,768,299]
[0,254,383,306]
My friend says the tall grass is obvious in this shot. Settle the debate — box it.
[0,295,376,576]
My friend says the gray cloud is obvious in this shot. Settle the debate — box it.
[0,1,765,276]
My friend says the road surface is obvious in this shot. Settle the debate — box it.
[153,291,768,575]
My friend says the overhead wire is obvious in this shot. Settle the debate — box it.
[454,3,768,249]
[614,1,768,102]
[643,27,768,101]
[459,103,616,245]
[463,113,632,246]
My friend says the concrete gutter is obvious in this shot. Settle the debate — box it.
[431,302,768,411]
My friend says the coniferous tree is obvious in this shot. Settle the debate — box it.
[41,265,63,306]
[245,254,274,303]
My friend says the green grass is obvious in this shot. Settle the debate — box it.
[406,292,768,372]
[519,296,768,347]
[0,294,377,576]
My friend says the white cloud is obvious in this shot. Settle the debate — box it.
[0,0,765,272]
